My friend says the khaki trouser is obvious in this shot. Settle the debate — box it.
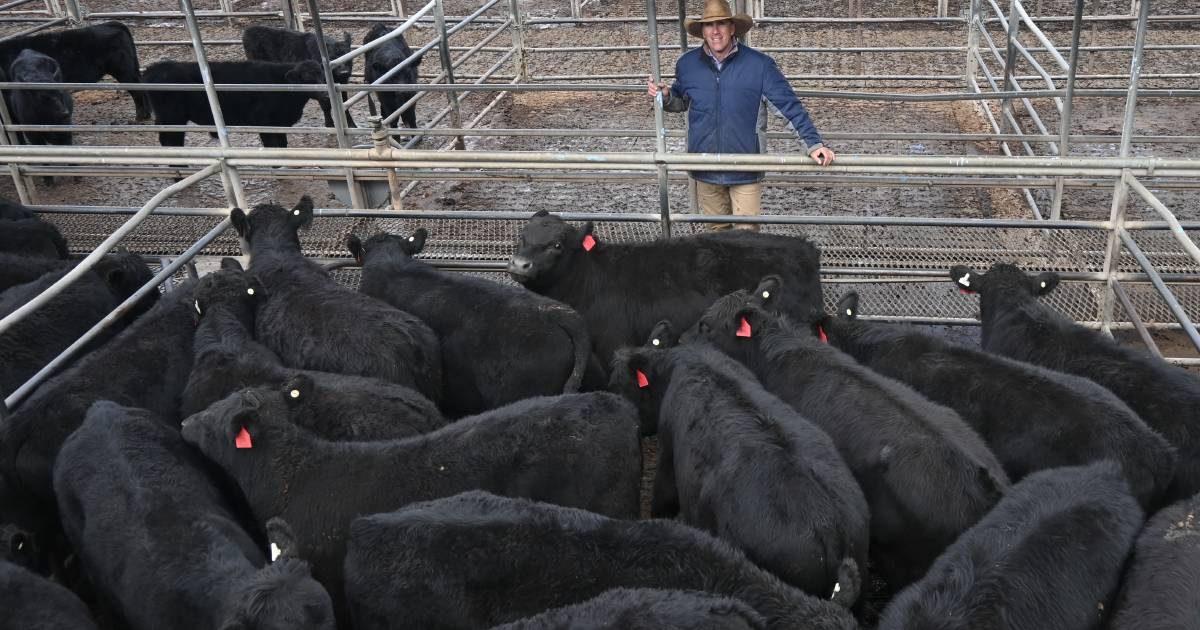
[695,179,762,231]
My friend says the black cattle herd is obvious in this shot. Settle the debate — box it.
[0,192,1197,630]
[0,19,423,158]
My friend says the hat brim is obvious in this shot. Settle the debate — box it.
[685,14,753,38]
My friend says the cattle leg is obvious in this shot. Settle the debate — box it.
[650,436,680,518]
[158,131,186,147]
[318,96,335,128]
[260,133,288,148]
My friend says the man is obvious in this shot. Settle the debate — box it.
[648,0,836,230]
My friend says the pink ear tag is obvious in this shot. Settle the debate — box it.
[235,427,253,449]
[818,326,828,343]
[736,317,752,338]
[582,234,597,252]
[636,369,649,388]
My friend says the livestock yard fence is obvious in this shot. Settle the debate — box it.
[0,0,1198,412]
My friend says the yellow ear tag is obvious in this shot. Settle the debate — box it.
[289,389,300,399]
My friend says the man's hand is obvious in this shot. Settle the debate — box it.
[809,146,836,166]
[646,75,669,103]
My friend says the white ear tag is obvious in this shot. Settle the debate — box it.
[194,300,202,315]
[651,338,660,347]
[831,583,841,599]
[289,389,301,399]
[270,543,281,562]
[408,236,415,242]
[846,308,853,316]
[761,290,770,299]
[246,287,255,296]
[957,273,971,287]
[1040,281,1047,288]
[15,541,23,551]
[292,209,300,216]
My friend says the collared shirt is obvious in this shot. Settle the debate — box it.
[702,42,739,72]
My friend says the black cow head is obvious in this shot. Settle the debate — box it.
[607,320,677,435]
[0,524,39,573]
[508,211,594,290]
[191,261,265,326]
[231,196,314,259]
[310,32,353,84]
[219,555,335,630]
[950,263,1060,298]
[346,228,426,266]
[284,60,326,100]
[93,251,159,316]
[179,382,303,481]
[836,291,859,320]
[687,276,784,361]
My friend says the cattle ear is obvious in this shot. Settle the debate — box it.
[281,374,313,406]
[220,257,244,272]
[1032,271,1059,296]
[8,532,29,561]
[265,517,298,562]
[407,228,428,254]
[230,208,248,238]
[291,196,314,230]
[836,292,859,319]
[346,234,364,263]
[750,275,782,307]
[646,319,677,348]
[949,265,980,293]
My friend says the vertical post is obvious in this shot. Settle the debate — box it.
[647,0,672,237]
[63,0,83,22]
[305,0,367,208]
[180,0,247,209]
[507,0,528,82]
[1050,0,1085,220]
[393,0,407,17]
[570,0,581,20]
[965,0,981,91]
[434,0,465,150]
[999,0,1022,158]
[938,0,949,18]
[0,85,37,203]
[677,0,694,212]
[1099,0,1150,335]
[281,0,298,29]
[371,116,403,211]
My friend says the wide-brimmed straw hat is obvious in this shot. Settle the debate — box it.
[684,0,754,38]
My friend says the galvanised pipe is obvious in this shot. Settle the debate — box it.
[1051,0,1086,220]
[1111,277,1165,359]
[1126,175,1200,268]
[1013,0,1071,70]
[304,0,365,208]
[1117,229,1200,352]
[0,162,221,340]
[4,218,232,411]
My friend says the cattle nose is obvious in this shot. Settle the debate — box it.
[507,256,532,275]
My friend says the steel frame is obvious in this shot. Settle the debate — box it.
[0,0,1198,412]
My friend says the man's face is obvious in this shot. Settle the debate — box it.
[703,20,736,55]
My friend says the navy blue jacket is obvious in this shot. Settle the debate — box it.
[666,44,824,185]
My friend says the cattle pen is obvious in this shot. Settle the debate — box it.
[0,0,1198,413]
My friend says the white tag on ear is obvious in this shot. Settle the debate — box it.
[1040,281,1047,288]
[289,389,300,399]
[292,209,300,216]
[651,338,660,346]
[247,288,255,296]
[270,542,281,562]
[846,308,853,316]
[831,582,841,599]
[957,273,971,287]
[194,300,202,315]
[408,236,415,242]
[15,541,23,551]
[761,290,770,299]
